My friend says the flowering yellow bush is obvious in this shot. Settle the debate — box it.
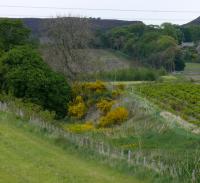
[85,80,106,93]
[68,96,87,119]
[71,82,84,97]
[98,107,128,128]
[65,121,95,133]
[96,99,115,114]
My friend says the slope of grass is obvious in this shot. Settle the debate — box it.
[0,112,143,183]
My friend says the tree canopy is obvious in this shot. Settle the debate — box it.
[0,19,30,51]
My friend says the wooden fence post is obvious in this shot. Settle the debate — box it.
[121,149,124,159]
[192,169,196,183]
[143,157,146,166]
[128,150,131,163]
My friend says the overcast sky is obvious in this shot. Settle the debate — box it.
[0,0,200,25]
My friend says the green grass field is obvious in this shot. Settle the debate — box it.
[0,112,143,183]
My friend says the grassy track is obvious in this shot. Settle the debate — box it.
[0,112,143,183]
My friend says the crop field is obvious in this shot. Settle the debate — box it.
[134,83,200,125]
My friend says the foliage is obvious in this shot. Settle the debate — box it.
[96,23,186,72]
[96,99,115,114]
[68,96,87,119]
[0,46,72,117]
[182,25,200,42]
[98,107,128,128]
[182,47,200,63]
[0,19,30,51]
[72,81,112,106]
[85,80,107,93]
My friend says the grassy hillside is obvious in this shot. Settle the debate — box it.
[42,48,139,76]
[86,49,140,72]
[0,111,143,183]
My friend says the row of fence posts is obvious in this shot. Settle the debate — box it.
[0,101,199,182]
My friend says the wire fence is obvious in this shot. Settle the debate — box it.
[0,101,199,182]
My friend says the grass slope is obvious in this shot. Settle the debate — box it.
[0,112,142,183]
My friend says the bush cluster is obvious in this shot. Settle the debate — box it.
[98,107,128,128]
[68,96,87,119]
[96,99,115,114]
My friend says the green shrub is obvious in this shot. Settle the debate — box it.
[96,99,115,114]
[0,46,72,117]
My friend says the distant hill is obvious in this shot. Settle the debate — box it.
[20,18,143,38]
[184,16,200,26]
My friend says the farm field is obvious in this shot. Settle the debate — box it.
[134,82,200,126]
[0,111,143,183]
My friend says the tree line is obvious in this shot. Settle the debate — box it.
[93,23,200,71]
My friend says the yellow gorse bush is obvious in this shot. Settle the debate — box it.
[96,99,115,114]
[85,80,106,93]
[98,107,128,128]
[68,96,87,119]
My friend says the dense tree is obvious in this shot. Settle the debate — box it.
[0,46,72,117]
[161,23,183,44]
[97,23,186,71]
[0,19,30,51]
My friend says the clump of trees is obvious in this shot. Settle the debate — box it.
[95,23,187,72]
[0,19,72,117]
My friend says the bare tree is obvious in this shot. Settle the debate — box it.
[43,16,91,80]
